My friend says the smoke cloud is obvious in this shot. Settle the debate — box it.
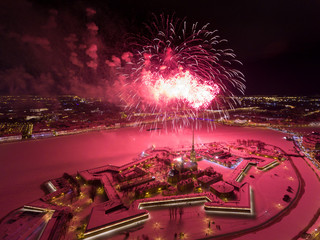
[0,0,128,102]
[87,22,99,32]
[86,44,98,60]
[21,34,51,51]
[105,55,121,67]
[86,8,96,17]
[121,52,133,63]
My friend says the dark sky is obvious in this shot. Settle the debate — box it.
[0,0,319,96]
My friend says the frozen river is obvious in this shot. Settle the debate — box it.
[1,124,319,239]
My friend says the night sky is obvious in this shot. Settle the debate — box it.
[0,0,319,96]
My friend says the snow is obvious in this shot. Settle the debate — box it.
[1,124,320,239]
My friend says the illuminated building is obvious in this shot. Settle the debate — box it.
[303,132,320,150]
[210,181,235,198]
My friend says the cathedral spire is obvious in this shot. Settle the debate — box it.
[190,125,196,162]
[192,126,195,152]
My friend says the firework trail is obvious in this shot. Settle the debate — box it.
[118,14,245,130]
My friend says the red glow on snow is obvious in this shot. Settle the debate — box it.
[142,69,220,109]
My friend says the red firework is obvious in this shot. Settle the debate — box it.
[142,69,220,109]
[116,14,245,129]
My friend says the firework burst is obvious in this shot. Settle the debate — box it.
[118,14,245,130]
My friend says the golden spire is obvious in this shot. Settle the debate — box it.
[190,125,196,162]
